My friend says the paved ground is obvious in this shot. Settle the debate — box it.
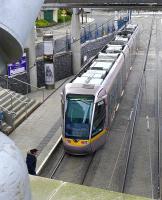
[9,77,71,170]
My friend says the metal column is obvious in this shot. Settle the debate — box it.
[71,8,81,74]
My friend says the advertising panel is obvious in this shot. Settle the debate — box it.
[44,40,54,55]
[45,63,54,85]
[8,53,27,77]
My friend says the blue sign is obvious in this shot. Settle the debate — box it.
[8,53,27,77]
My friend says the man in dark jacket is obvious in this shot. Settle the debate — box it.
[26,149,38,175]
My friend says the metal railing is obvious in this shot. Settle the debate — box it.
[6,76,45,102]
[0,103,16,129]
[36,15,129,55]
[0,75,41,126]
[0,75,45,102]
[0,81,29,119]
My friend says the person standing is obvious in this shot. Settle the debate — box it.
[26,149,38,175]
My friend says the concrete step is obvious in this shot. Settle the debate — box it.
[0,91,16,105]
[6,95,27,111]
[13,101,41,132]
[1,93,20,108]
[15,99,35,119]
[0,89,8,98]
[0,87,41,135]
[12,98,30,113]
[2,125,13,135]
[0,121,7,130]
[0,121,12,135]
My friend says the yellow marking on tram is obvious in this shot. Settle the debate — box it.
[90,129,107,143]
[63,129,107,147]
[63,137,89,147]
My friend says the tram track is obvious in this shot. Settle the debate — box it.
[122,16,154,194]
[82,15,159,198]
[122,15,161,199]
[39,138,95,184]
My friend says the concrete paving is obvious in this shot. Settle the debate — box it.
[9,77,71,171]
[30,176,151,200]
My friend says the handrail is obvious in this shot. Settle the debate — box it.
[0,75,7,81]
[5,75,40,90]
[4,75,45,101]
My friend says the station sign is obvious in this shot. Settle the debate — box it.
[8,53,27,77]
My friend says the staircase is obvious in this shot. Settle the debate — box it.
[0,87,41,135]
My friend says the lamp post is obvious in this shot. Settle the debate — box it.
[61,10,67,51]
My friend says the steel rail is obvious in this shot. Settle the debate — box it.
[80,153,95,185]
[50,151,65,179]
[156,19,161,200]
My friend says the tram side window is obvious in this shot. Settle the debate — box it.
[92,100,106,137]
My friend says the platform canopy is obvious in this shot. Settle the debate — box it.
[45,0,162,10]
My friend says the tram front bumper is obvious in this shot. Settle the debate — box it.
[63,140,92,155]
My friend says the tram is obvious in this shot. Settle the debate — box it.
[61,24,139,155]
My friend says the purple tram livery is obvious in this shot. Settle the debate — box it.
[61,24,139,155]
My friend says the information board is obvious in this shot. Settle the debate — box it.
[43,40,54,55]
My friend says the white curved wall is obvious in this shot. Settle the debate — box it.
[0,132,31,200]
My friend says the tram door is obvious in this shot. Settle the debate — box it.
[90,100,106,152]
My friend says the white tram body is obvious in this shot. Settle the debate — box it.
[61,24,139,155]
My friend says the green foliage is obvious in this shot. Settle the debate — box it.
[58,15,71,23]
[35,19,57,28]
[36,19,49,28]
[58,8,72,16]
[58,8,72,23]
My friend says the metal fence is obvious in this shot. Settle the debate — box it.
[36,15,129,56]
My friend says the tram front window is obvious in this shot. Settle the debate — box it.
[65,95,94,140]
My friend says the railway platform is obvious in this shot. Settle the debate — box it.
[9,77,70,172]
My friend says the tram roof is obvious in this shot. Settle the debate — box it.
[71,24,137,88]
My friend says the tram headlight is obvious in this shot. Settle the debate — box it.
[81,141,89,145]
